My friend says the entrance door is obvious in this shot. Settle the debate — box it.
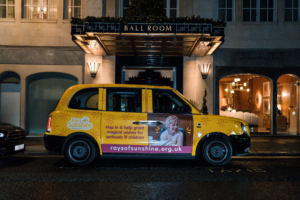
[148,89,193,154]
[101,88,149,153]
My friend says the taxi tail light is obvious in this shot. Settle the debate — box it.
[46,117,52,132]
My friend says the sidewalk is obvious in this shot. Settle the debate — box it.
[22,136,300,156]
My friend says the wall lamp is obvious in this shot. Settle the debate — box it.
[198,64,211,79]
[87,62,100,78]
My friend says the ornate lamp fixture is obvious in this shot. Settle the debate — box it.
[198,64,211,79]
[225,78,250,93]
[87,62,100,78]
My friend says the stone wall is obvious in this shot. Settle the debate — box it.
[0,46,85,65]
[183,55,213,114]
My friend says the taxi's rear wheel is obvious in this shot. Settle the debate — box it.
[201,137,232,166]
[65,137,96,166]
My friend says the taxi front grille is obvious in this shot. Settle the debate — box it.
[8,131,26,144]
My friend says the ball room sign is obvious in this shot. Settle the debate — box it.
[121,24,174,33]
[71,22,225,36]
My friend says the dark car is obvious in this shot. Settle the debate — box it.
[0,122,26,157]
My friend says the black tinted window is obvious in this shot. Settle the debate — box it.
[69,88,98,110]
[107,89,141,112]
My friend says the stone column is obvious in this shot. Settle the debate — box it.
[20,77,26,130]
[57,0,63,27]
[15,0,21,25]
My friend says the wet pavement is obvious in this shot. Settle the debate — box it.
[23,135,300,156]
[1,156,300,199]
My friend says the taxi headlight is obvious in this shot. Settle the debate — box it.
[0,133,4,138]
[241,123,247,134]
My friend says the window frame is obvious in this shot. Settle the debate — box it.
[218,0,235,22]
[64,0,82,19]
[0,0,15,18]
[120,0,129,17]
[164,0,179,18]
[243,0,277,22]
[285,0,300,22]
[22,0,58,19]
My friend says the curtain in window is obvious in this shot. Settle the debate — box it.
[22,0,57,19]
[0,0,15,18]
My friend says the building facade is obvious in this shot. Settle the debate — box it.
[0,0,299,136]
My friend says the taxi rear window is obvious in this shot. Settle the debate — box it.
[69,88,99,110]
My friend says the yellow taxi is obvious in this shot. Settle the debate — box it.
[44,84,250,166]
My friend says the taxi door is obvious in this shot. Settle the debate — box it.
[147,89,194,154]
[100,87,148,154]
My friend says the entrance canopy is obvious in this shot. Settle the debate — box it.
[71,22,225,57]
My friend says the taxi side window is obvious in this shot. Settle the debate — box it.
[153,90,191,114]
[69,88,99,110]
[106,89,141,112]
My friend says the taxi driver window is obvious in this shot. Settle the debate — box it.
[107,89,141,112]
[69,88,99,110]
[153,90,191,114]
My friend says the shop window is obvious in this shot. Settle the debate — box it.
[285,0,300,21]
[106,89,141,112]
[22,0,57,19]
[243,0,276,22]
[220,74,272,135]
[218,0,234,21]
[63,0,81,19]
[0,0,15,18]
[277,75,299,135]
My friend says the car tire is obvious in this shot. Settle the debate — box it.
[201,137,232,166]
[65,137,96,166]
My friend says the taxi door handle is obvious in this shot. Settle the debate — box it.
[133,121,163,125]
[196,123,202,126]
[148,121,163,125]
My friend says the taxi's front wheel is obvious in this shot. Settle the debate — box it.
[201,137,232,166]
[65,137,96,166]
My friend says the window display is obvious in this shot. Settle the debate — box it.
[220,74,272,135]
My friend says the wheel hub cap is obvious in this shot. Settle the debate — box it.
[73,146,85,158]
[211,146,224,158]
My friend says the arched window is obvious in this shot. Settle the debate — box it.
[219,74,272,135]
